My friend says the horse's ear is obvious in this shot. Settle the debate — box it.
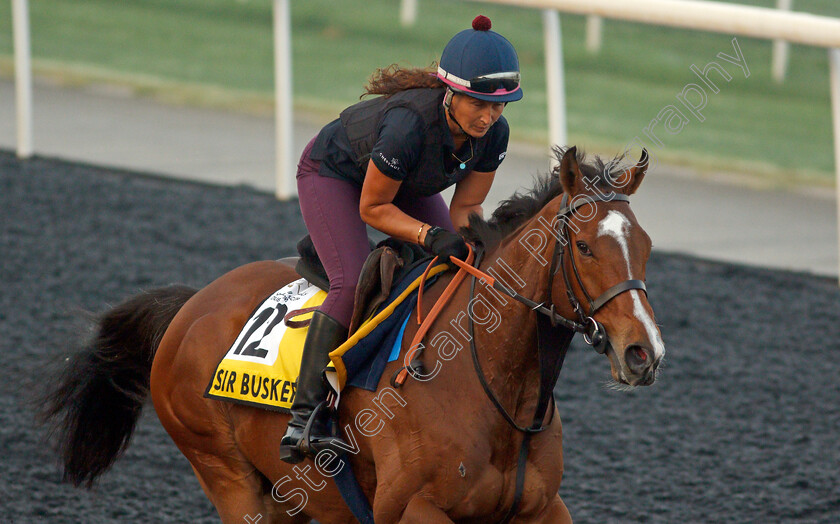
[557,146,582,196]
[620,149,649,195]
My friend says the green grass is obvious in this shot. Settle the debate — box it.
[0,0,838,182]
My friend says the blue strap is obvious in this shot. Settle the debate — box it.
[333,456,375,524]
[388,314,411,362]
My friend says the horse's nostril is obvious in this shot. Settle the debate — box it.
[625,345,652,373]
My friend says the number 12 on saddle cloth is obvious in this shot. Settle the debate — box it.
[204,279,326,412]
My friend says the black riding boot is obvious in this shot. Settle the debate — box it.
[279,310,349,463]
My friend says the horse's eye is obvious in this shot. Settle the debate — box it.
[576,241,592,257]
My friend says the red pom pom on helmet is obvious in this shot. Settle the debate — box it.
[472,15,492,31]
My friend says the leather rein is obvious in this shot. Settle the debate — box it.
[454,192,647,357]
[391,192,646,522]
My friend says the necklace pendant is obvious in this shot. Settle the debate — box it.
[451,136,474,171]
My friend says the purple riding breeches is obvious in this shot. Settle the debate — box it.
[296,136,455,328]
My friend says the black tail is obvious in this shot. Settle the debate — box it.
[40,285,197,487]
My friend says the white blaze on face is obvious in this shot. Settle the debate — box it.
[597,210,665,359]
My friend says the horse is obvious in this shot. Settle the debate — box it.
[42,146,664,523]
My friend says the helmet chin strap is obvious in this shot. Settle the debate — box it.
[443,88,470,138]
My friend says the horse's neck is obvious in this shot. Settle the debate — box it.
[479,202,575,321]
[465,205,570,407]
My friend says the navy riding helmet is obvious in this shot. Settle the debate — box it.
[437,15,523,103]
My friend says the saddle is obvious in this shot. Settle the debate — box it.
[283,235,432,335]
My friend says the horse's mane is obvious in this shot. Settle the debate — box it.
[462,147,630,251]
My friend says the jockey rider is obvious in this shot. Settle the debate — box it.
[280,15,522,462]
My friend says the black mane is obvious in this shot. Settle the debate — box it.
[461,147,629,251]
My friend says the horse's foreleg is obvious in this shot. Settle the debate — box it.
[396,496,455,524]
[522,494,572,524]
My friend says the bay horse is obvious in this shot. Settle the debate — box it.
[42,147,664,523]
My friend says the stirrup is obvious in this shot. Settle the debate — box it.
[279,401,336,463]
[278,432,306,464]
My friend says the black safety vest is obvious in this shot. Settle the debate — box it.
[339,87,474,197]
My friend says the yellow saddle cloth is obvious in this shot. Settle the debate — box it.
[204,262,448,412]
[204,278,326,412]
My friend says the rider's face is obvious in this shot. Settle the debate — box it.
[448,94,505,138]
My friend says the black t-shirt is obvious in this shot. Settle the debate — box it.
[310,100,509,196]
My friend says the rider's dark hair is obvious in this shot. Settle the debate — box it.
[362,63,444,98]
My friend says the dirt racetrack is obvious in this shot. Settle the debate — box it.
[1,150,838,523]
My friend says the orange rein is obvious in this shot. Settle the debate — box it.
[395,245,496,386]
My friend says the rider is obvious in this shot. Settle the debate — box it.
[280,15,523,462]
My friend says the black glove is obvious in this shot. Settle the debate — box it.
[424,227,469,263]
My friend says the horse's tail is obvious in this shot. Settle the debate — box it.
[40,284,197,488]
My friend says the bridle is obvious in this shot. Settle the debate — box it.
[549,192,647,351]
[461,191,649,523]
[484,192,647,355]
[393,191,650,523]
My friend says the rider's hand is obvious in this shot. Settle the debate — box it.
[424,227,469,264]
